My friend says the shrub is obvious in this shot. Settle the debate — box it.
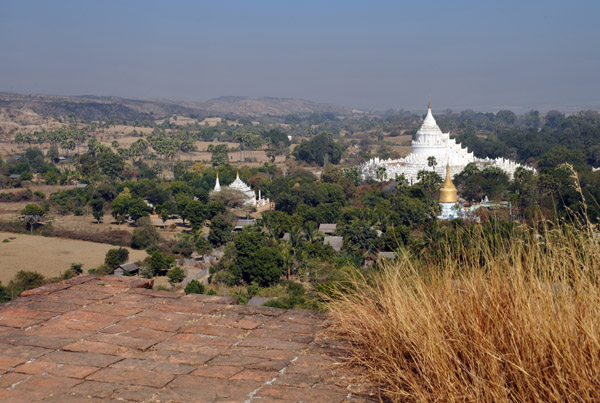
[184,280,205,295]
[171,238,194,258]
[147,251,175,276]
[8,270,45,296]
[131,218,160,249]
[70,263,83,274]
[88,264,112,275]
[167,266,185,284]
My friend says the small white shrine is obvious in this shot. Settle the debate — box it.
[212,171,269,208]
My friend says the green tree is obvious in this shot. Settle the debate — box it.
[21,203,45,233]
[89,198,104,223]
[131,217,161,249]
[294,132,342,166]
[128,197,152,222]
[98,150,124,179]
[427,156,437,171]
[195,236,212,255]
[184,200,207,231]
[208,214,233,246]
[110,193,130,224]
[209,144,229,167]
[104,248,129,271]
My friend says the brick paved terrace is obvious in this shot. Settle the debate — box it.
[0,276,377,402]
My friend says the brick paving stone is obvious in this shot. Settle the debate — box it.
[223,346,298,361]
[232,304,285,317]
[69,283,129,295]
[91,276,153,289]
[20,283,71,297]
[62,340,135,357]
[126,309,197,332]
[82,301,144,316]
[261,321,322,334]
[25,324,96,341]
[238,337,307,351]
[142,350,218,366]
[0,356,27,372]
[98,322,140,335]
[0,371,30,388]
[182,294,240,305]
[230,368,279,383]
[87,332,164,351]
[154,300,224,315]
[247,359,290,372]
[41,393,117,402]
[87,366,175,388]
[255,384,349,402]
[273,372,322,388]
[23,301,82,314]
[157,375,261,402]
[110,358,195,375]
[51,289,113,301]
[102,292,160,307]
[191,364,244,379]
[180,321,248,338]
[0,275,376,402]
[5,373,83,401]
[12,360,100,378]
[66,380,157,401]
[169,332,239,347]
[130,288,182,298]
[42,351,123,367]
[0,343,52,360]
[233,317,265,330]
[0,311,54,329]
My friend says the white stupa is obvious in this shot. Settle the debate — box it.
[212,171,270,208]
[360,101,531,183]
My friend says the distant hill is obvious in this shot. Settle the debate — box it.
[0,92,357,122]
[192,96,354,117]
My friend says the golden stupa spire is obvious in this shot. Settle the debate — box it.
[439,162,458,203]
[428,97,431,109]
[236,170,239,178]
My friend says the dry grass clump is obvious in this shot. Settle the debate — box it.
[328,223,600,402]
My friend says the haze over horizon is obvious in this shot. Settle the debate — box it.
[1,0,599,113]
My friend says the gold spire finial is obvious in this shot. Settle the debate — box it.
[439,161,458,203]
[216,171,219,179]
[236,170,239,178]
[428,97,431,109]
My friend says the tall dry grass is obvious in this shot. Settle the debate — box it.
[328,222,600,402]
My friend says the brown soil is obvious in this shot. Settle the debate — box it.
[0,231,147,284]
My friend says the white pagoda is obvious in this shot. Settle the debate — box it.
[359,102,530,183]
[212,171,269,208]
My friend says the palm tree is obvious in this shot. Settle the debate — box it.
[427,156,437,171]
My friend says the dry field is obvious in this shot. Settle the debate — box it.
[386,134,412,144]
[0,231,147,284]
[390,145,412,158]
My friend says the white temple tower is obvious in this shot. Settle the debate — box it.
[359,101,531,183]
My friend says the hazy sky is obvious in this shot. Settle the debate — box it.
[1,0,599,111]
